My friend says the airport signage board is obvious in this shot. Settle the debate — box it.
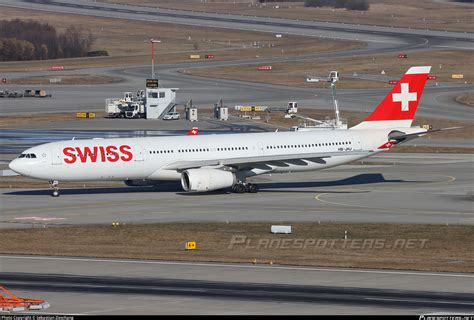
[235,105,268,112]
[428,75,437,80]
[388,80,398,85]
[146,79,159,88]
[50,65,64,70]
[451,74,464,79]
[257,65,272,71]
[205,54,215,59]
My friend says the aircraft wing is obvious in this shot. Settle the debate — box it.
[162,150,371,171]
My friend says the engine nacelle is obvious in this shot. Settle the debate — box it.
[181,169,235,192]
[124,179,160,187]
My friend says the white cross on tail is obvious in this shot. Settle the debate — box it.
[392,83,417,111]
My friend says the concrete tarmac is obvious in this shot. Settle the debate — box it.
[1,153,472,228]
[0,255,472,315]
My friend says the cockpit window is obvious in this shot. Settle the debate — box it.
[18,153,36,158]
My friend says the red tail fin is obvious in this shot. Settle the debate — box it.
[187,127,198,136]
[351,66,431,129]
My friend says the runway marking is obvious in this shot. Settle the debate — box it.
[79,302,179,316]
[313,192,468,216]
[314,173,459,214]
[14,216,67,221]
[1,197,182,215]
[1,255,472,278]
[364,297,474,306]
[313,192,421,214]
[435,45,474,50]
[2,190,284,216]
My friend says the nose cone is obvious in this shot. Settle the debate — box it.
[9,159,28,176]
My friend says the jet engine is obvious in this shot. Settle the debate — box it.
[181,168,235,192]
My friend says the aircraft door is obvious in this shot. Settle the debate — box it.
[352,134,362,150]
[257,142,264,156]
[133,145,144,161]
[51,148,62,165]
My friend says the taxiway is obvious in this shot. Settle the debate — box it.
[0,255,472,315]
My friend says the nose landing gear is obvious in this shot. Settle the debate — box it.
[50,180,60,197]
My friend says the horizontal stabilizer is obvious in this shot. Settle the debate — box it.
[389,126,463,144]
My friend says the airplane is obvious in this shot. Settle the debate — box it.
[9,66,452,197]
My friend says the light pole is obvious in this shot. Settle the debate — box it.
[145,38,161,79]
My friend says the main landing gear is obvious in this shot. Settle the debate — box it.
[50,180,60,197]
[231,182,258,194]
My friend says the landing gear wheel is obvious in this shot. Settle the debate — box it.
[247,183,258,193]
[50,180,60,197]
[234,183,246,194]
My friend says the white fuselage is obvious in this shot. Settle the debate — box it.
[9,129,390,183]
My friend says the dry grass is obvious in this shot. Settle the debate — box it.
[456,92,474,107]
[106,0,473,33]
[1,222,472,272]
[8,75,124,85]
[187,50,473,89]
[0,7,362,72]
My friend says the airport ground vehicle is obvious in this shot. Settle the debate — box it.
[162,112,180,120]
